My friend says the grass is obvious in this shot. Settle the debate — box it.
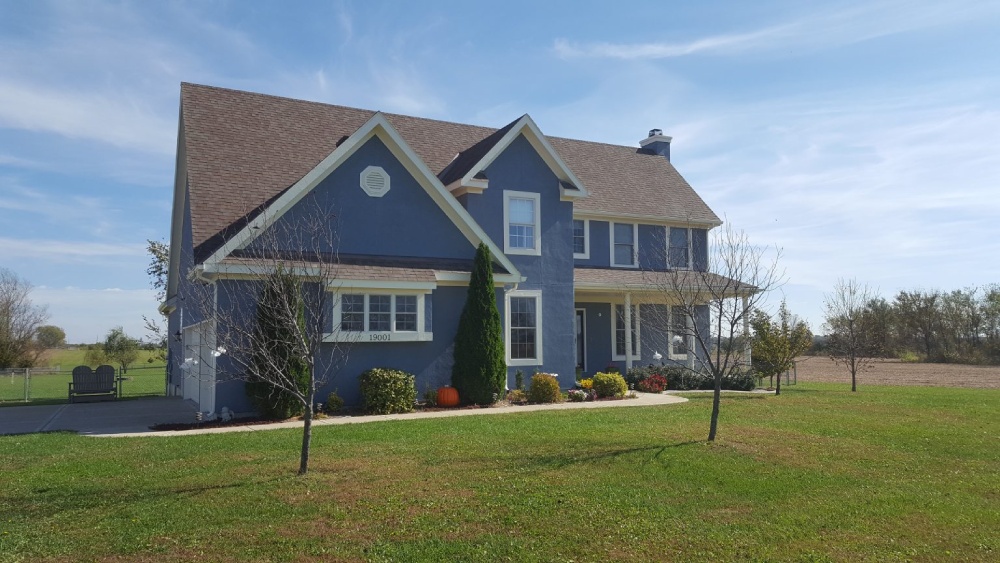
[1,383,997,561]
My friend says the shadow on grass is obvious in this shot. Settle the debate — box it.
[531,440,702,469]
[6,475,289,519]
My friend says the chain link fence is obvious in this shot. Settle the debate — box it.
[0,365,166,404]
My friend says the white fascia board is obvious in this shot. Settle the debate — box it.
[434,271,522,286]
[166,106,188,300]
[461,114,588,197]
[574,211,722,229]
[197,112,522,283]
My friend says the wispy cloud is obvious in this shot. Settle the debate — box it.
[0,238,146,260]
[554,1,1000,60]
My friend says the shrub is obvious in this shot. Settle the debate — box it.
[592,371,627,398]
[636,373,667,393]
[624,365,655,388]
[506,389,528,404]
[722,371,757,391]
[527,373,562,404]
[515,370,524,391]
[567,389,588,402]
[325,391,344,414]
[359,367,416,414]
[422,388,438,407]
[578,378,593,390]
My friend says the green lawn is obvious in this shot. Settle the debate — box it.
[1,383,997,561]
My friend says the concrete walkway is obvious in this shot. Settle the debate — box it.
[0,392,691,438]
[0,397,198,437]
[128,392,690,438]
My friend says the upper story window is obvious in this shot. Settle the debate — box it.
[572,219,589,259]
[611,222,638,268]
[669,227,691,269]
[503,191,541,256]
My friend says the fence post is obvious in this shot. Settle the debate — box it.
[24,368,30,402]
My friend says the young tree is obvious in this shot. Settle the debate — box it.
[451,243,506,404]
[143,239,170,361]
[36,325,66,349]
[104,327,140,373]
[645,223,783,441]
[750,300,812,395]
[0,268,48,369]
[186,198,351,476]
[824,279,881,392]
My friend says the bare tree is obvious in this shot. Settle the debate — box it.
[0,268,49,369]
[824,279,881,392]
[645,223,783,441]
[185,198,351,475]
[143,239,170,359]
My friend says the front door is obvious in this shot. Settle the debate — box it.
[575,309,586,373]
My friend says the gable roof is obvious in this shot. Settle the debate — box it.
[195,111,522,282]
[179,83,720,261]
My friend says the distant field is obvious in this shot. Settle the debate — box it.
[795,356,1000,389]
[38,348,165,371]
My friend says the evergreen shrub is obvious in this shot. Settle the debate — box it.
[359,367,416,414]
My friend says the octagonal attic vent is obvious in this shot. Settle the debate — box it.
[360,166,390,197]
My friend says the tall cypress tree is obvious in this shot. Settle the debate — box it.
[452,243,506,404]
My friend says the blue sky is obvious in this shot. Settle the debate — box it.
[1,0,998,343]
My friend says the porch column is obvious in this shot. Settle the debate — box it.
[624,292,633,371]
[742,295,752,369]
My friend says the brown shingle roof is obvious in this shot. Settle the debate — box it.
[181,83,720,258]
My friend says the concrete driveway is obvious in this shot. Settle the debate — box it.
[0,397,198,436]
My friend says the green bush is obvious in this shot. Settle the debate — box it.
[359,368,416,414]
[527,373,562,404]
[451,243,506,404]
[593,371,628,398]
[325,391,344,414]
[506,389,527,404]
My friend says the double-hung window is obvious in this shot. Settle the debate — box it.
[669,305,689,359]
[331,292,430,342]
[613,303,640,359]
[506,290,543,365]
[504,191,541,255]
[668,227,691,269]
[611,222,638,267]
[572,219,589,259]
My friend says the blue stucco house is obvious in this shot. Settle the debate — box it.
[162,83,728,414]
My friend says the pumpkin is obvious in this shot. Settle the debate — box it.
[437,386,460,407]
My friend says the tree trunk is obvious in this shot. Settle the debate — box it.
[708,373,722,441]
[298,386,315,476]
[775,369,781,396]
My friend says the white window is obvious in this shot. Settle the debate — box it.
[329,292,431,343]
[505,290,543,366]
[572,219,589,259]
[611,222,638,267]
[668,227,692,269]
[612,303,640,360]
[503,191,541,256]
[669,305,691,359]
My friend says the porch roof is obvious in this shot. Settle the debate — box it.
[573,268,756,297]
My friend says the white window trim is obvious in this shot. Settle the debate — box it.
[668,226,693,270]
[326,290,432,343]
[610,221,639,268]
[503,190,542,256]
[668,306,692,361]
[505,289,543,366]
[573,218,590,259]
[611,302,641,361]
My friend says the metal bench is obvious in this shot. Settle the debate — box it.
[68,365,119,403]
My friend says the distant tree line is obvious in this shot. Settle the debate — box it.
[812,284,1000,365]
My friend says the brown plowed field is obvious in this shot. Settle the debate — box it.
[792,356,1000,389]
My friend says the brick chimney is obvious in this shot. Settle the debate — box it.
[639,128,672,161]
